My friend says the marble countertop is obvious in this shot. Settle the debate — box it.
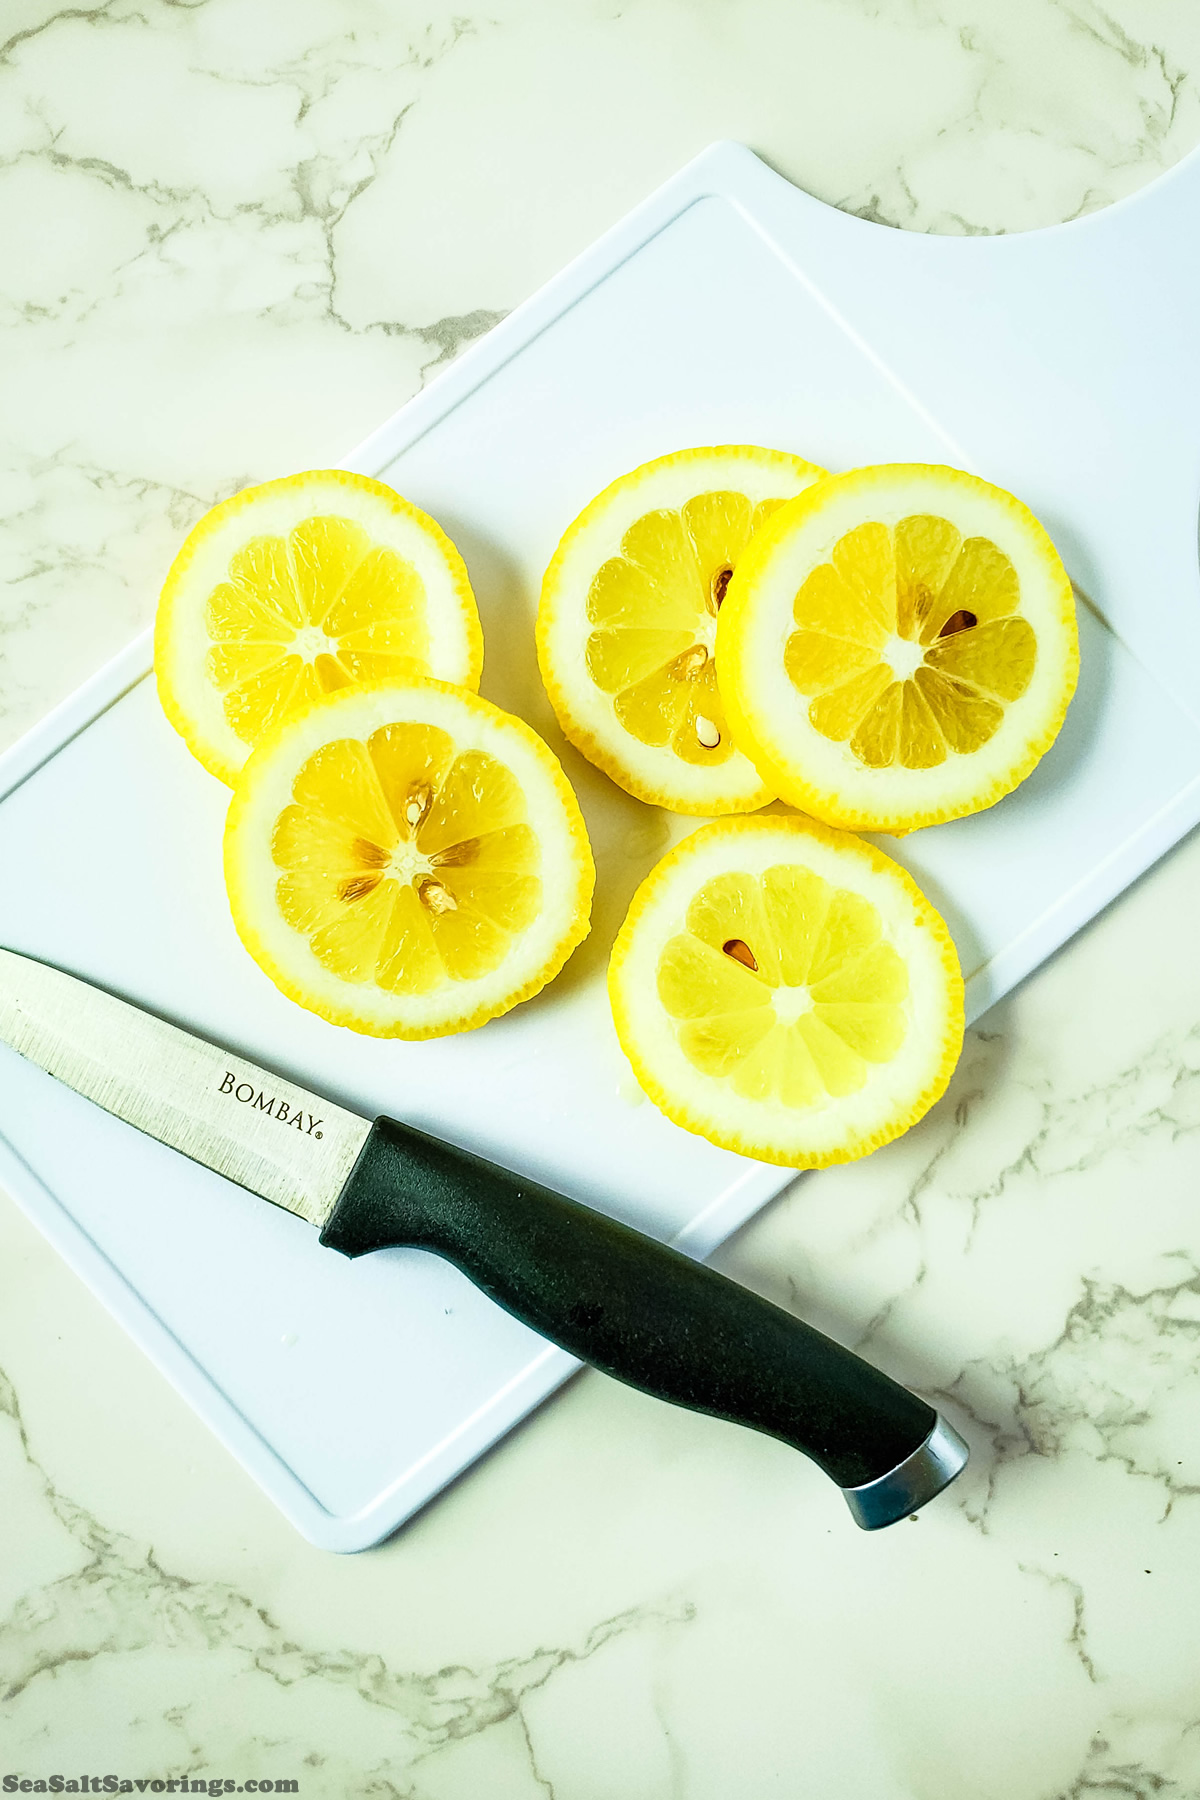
[5,2,1200,1794]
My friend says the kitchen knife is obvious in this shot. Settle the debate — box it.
[0,947,967,1529]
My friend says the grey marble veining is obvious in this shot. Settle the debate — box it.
[3,1,1200,1794]
[1,1356,695,1789]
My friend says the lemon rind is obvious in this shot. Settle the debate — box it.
[608,814,964,1168]
[225,678,594,1040]
[157,470,484,787]
[716,464,1079,834]
[537,446,828,816]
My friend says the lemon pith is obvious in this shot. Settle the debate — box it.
[225,681,594,1039]
[609,816,964,1168]
[157,471,483,786]
[716,465,1078,833]
[538,446,828,814]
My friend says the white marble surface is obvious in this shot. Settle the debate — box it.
[4,1,1200,1794]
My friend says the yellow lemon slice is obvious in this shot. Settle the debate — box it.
[226,681,594,1038]
[538,446,827,815]
[157,470,483,785]
[716,464,1078,833]
[609,815,963,1167]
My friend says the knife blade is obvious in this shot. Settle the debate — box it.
[0,947,967,1530]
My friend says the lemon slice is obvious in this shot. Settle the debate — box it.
[716,464,1078,833]
[609,815,963,1167]
[157,470,484,785]
[538,446,827,814]
[225,681,594,1038]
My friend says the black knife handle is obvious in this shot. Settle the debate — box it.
[320,1118,967,1526]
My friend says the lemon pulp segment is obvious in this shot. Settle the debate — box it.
[659,866,909,1108]
[209,516,433,746]
[273,726,542,992]
[587,490,789,768]
[787,516,1035,769]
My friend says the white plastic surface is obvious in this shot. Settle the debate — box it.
[2,143,1199,1550]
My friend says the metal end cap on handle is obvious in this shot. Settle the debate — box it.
[842,1416,969,1531]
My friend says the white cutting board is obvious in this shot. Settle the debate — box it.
[2,143,1199,1552]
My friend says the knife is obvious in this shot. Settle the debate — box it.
[0,946,967,1530]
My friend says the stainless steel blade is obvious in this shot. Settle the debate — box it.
[0,949,372,1228]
